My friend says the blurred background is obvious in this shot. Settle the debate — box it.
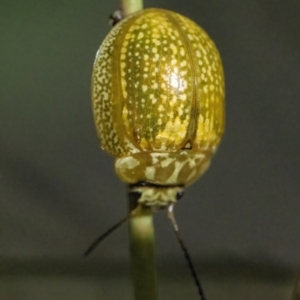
[1,0,300,299]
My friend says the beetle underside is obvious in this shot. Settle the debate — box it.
[128,181,184,209]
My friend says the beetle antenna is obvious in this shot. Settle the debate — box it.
[84,216,128,257]
[167,205,207,300]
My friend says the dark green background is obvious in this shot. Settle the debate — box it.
[1,0,300,299]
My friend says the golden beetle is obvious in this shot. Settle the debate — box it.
[92,8,225,207]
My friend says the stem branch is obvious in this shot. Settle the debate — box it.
[120,0,143,16]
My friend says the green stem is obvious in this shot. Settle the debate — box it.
[120,1,156,299]
[128,191,158,300]
[120,0,143,16]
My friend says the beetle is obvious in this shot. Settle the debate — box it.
[92,8,225,207]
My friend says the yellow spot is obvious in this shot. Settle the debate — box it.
[161,94,167,101]
[170,44,177,55]
[142,85,148,92]
[187,34,194,40]
[144,54,149,60]
[145,166,155,180]
[180,61,187,67]
[138,32,144,39]
[154,39,161,46]
[153,54,160,61]
[158,105,164,112]
[123,105,128,119]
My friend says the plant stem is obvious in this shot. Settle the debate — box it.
[121,1,156,299]
[128,191,158,300]
[120,0,143,16]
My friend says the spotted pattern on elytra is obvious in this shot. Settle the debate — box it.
[92,13,140,156]
[170,13,225,152]
[119,11,194,152]
[92,8,224,157]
